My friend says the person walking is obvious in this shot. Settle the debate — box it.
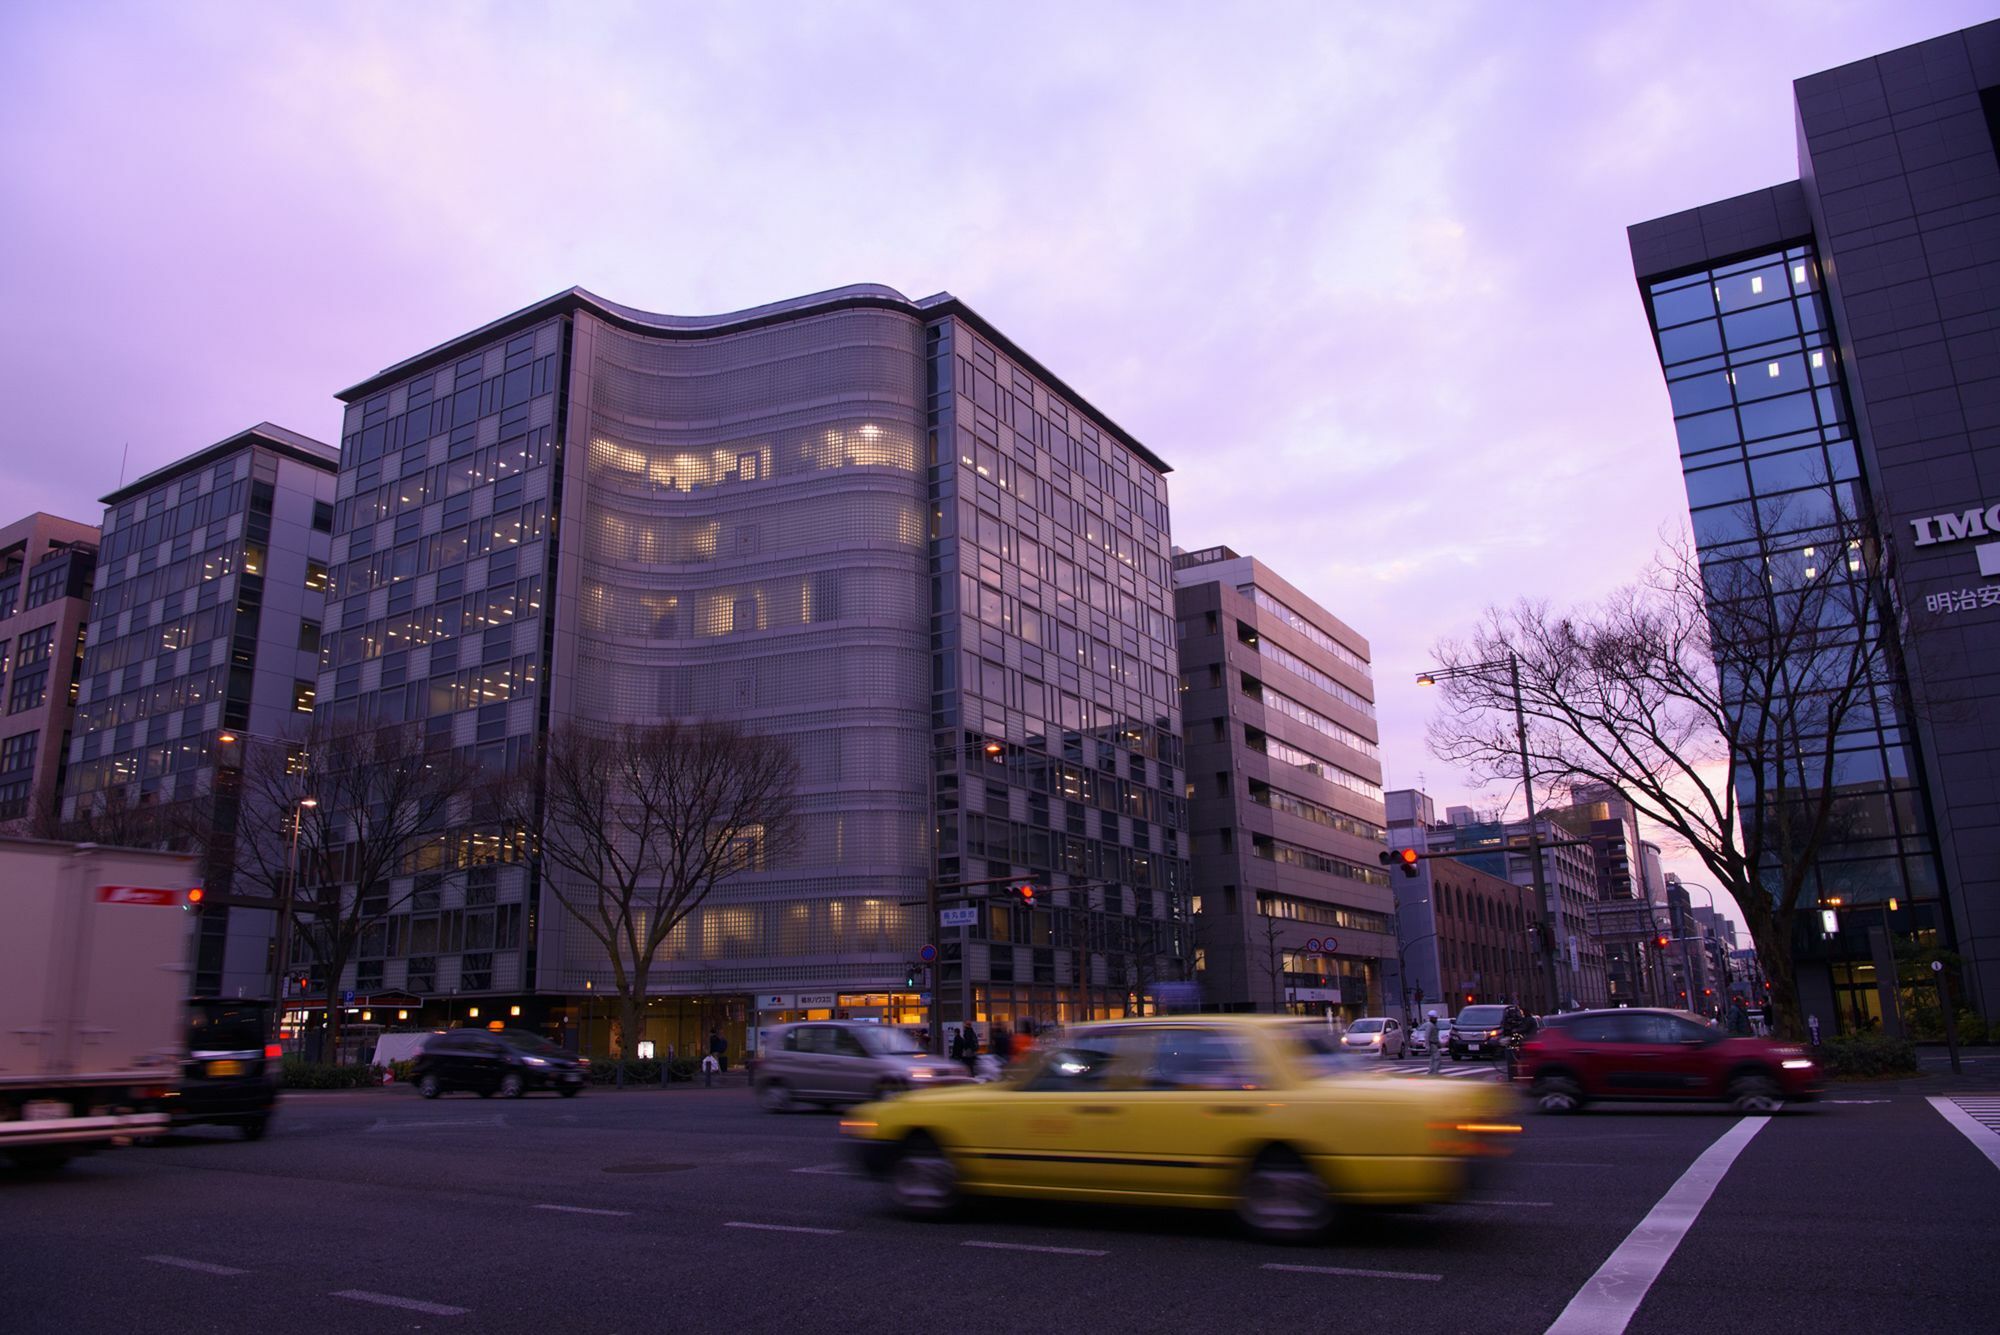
[958,1026,979,1075]
[1425,1011,1442,1077]
[708,1026,728,1075]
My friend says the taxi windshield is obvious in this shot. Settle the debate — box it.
[1289,1026,1368,1078]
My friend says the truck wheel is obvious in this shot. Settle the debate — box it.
[8,1148,75,1173]
[240,1115,270,1141]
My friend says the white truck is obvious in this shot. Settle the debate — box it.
[0,837,199,1169]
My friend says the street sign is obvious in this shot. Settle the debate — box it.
[1321,935,1339,955]
[1305,937,1322,952]
[343,990,355,1004]
[919,992,933,1005]
[940,907,978,927]
[918,944,938,963]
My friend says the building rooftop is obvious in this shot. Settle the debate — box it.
[102,423,338,506]
[335,284,1170,474]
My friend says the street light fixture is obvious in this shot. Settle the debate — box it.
[1415,653,1562,1015]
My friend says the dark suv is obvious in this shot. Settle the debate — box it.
[413,1028,586,1098]
[166,999,281,1139]
[1449,1004,1535,1061]
[1518,1008,1821,1113]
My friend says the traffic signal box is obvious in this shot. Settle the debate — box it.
[1378,848,1422,878]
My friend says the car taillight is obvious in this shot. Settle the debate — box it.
[264,1044,283,1060]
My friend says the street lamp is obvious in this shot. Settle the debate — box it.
[1416,654,1562,1015]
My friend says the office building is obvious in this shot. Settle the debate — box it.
[1175,546,1392,1016]
[1384,789,1539,1019]
[1629,20,2000,1027]
[63,424,339,997]
[322,285,1187,1054]
[0,514,99,826]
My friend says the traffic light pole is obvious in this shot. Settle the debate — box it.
[1509,655,1564,1017]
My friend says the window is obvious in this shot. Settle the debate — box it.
[312,501,334,533]
[1141,1028,1265,1091]
[305,561,329,593]
[8,625,54,714]
[298,619,321,654]
[293,680,316,713]
[0,729,35,818]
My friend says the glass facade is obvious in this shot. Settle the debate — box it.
[929,314,1189,1029]
[1645,246,1936,927]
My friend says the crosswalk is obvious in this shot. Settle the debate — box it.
[1947,1094,2000,1134]
[1378,1058,1509,1080]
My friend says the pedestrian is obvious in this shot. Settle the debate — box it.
[958,1026,979,1075]
[1425,1011,1442,1077]
[708,1026,728,1074]
[1807,1014,1821,1047]
[990,1024,1012,1065]
[700,1052,719,1088]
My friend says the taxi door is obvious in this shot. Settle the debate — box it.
[951,1030,1150,1196]
[1086,1026,1276,1204]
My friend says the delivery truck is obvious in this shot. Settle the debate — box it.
[0,837,200,1169]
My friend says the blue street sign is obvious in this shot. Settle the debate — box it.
[343,990,355,1004]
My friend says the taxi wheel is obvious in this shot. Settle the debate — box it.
[1236,1147,1334,1242]
[500,1073,526,1099]
[1533,1075,1585,1114]
[888,1133,959,1219]
[1729,1073,1783,1115]
[417,1074,442,1100]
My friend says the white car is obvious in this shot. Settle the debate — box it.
[1338,1017,1406,1058]
[1407,1019,1454,1054]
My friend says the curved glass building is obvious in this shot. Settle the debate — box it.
[325,286,1186,1054]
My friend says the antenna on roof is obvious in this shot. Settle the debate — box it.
[118,442,129,489]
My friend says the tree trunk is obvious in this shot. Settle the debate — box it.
[617,995,646,1089]
[1761,931,1808,1043]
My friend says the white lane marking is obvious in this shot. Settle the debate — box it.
[792,1162,863,1176]
[366,1116,507,1132]
[1928,1096,2000,1171]
[145,1255,248,1276]
[1825,1099,1891,1105]
[534,1204,633,1217]
[331,1290,469,1316]
[723,1221,844,1235]
[963,1241,1108,1257]
[1263,1262,1443,1282]
[1544,1117,1768,1335]
[1462,1199,1556,1207]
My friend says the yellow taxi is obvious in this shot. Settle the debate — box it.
[841,1015,1521,1240]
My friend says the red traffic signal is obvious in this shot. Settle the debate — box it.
[1013,883,1037,906]
[1378,847,1422,879]
[1655,935,1670,950]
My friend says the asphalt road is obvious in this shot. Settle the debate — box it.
[3,1070,1996,1335]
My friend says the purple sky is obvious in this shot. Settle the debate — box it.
[4,1,1988,928]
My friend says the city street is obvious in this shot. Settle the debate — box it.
[4,1071,1996,1334]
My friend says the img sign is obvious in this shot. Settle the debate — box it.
[1911,502,2000,547]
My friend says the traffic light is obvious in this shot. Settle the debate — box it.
[1378,848,1421,878]
[1012,883,1037,906]
[1655,934,1670,950]
[904,964,918,988]
[183,887,206,912]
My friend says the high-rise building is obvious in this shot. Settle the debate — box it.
[63,424,339,998]
[323,286,1186,1053]
[1175,546,1391,1016]
[1628,20,2000,1028]
[0,513,99,826]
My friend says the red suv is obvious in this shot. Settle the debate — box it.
[1518,1008,1820,1114]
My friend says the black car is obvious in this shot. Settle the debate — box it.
[412,1028,586,1098]
[1449,1004,1537,1061]
[165,998,280,1139]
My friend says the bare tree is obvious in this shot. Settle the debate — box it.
[232,721,480,1063]
[502,719,800,1074]
[1426,517,1900,1042]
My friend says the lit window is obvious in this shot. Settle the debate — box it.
[1750,275,1764,294]
[1793,264,1807,285]
[1767,362,1781,378]
[1810,351,1824,369]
